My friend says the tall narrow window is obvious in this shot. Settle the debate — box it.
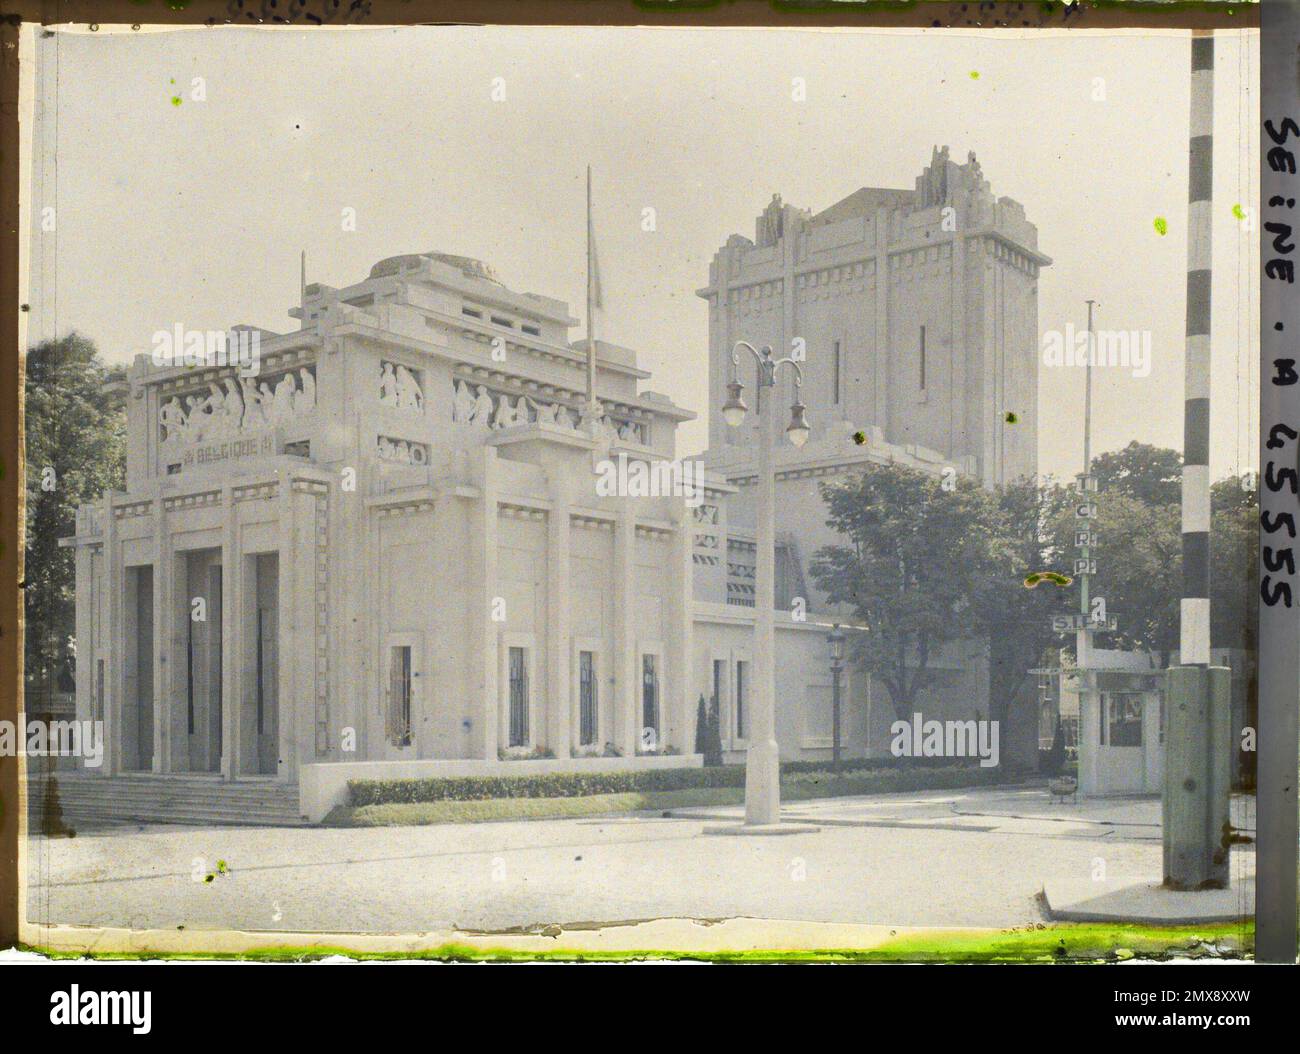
[919,325,927,390]
[211,567,223,758]
[95,659,105,725]
[579,650,598,746]
[735,660,749,739]
[388,645,412,747]
[831,340,841,405]
[186,618,195,735]
[508,646,529,747]
[641,655,660,742]
[712,659,724,710]
[256,608,265,735]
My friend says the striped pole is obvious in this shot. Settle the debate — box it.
[1181,31,1214,666]
[1164,30,1231,891]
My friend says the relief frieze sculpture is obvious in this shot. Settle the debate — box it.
[159,365,316,445]
[450,378,643,443]
[378,360,425,412]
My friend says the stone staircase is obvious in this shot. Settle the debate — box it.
[25,770,309,830]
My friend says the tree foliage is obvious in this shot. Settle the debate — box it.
[976,476,1077,726]
[809,464,1016,718]
[24,333,125,693]
[809,447,1258,736]
[1091,440,1183,507]
[1209,472,1259,652]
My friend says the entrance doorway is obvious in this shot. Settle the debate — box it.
[180,548,223,773]
[240,553,280,776]
[123,565,154,771]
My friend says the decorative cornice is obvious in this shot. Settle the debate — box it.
[163,491,222,512]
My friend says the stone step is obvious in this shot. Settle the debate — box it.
[24,773,309,828]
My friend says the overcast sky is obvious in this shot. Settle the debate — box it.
[24,25,1259,481]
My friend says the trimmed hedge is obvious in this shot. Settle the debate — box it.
[780,755,979,775]
[349,767,743,806]
[348,761,999,807]
[780,767,1001,796]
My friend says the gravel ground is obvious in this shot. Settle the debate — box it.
[23,787,1256,935]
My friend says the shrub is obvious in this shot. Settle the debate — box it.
[349,766,745,806]
[693,694,723,766]
[693,696,709,756]
[780,754,978,774]
[347,759,1001,807]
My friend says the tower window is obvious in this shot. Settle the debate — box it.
[832,340,841,406]
[919,325,927,391]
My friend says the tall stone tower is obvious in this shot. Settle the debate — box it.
[697,147,1049,487]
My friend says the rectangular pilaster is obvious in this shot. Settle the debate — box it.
[873,207,890,431]
[950,226,966,459]
[473,448,500,759]
[152,496,170,772]
[103,493,122,776]
[220,484,239,779]
[276,471,297,781]
[666,506,695,753]
[613,498,638,756]
[73,537,93,732]
[546,484,572,758]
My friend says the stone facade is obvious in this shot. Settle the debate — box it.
[65,151,1050,814]
[696,149,1050,756]
[65,251,703,798]
[698,146,1049,489]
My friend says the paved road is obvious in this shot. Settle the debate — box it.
[24,787,1257,935]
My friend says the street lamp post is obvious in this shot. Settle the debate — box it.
[828,624,845,771]
[721,341,809,826]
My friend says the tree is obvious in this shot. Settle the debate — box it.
[973,475,1076,732]
[809,464,1014,719]
[1043,451,1254,667]
[24,333,126,702]
[1091,441,1182,507]
[1047,491,1182,664]
[692,694,723,765]
[1210,472,1258,653]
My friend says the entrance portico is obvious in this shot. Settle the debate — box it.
[64,461,329,785]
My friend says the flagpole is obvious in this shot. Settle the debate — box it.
[585,165,598,423]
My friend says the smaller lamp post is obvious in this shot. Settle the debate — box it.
[828,624,845,771]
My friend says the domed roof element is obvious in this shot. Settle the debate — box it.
[368,252,502,283]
